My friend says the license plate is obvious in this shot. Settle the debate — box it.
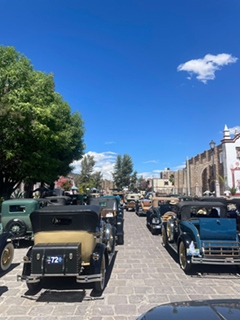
[46,255,63,264]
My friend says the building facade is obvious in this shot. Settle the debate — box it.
[174,125,240,196]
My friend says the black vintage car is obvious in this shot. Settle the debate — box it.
[136,199,152,216]
[45,196,72,206]
[17,205,115,294]
[137,299,240,320]
[146,197,178,235]
[0,233,14,273]
[90,196,124,245]
[161,201,240,272]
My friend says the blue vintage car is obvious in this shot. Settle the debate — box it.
[161,201,240,272]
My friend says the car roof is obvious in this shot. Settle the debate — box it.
[177,200,227,208]
[2,198,44,204]
[30,205,102,233]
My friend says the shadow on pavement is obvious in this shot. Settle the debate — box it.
[165,244,240,278]
[21,250,118,302]
[0,286,8,296]
[0,263,20,278]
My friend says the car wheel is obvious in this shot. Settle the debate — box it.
[27,281,42,295]
[0,242,14,273]
[167,220,174,243]
[94,255,106,292]
[161,225,168,248]
[117,234,124,245]
[179,241,191,272]
[5,219,27,237]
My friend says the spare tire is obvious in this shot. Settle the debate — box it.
[5,219,27,237]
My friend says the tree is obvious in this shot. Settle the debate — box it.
[92,171,103,190]
[76,154,95,192]
[169,174,175,186]
[0,46,85,199]
[112,154,136,190]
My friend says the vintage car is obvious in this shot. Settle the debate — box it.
[146,197,179,235]
[137,299,240,320]
[198,196,240,230]
[0,233,14,273]
[161,201,240,273]
[136,199,152,216]
[90,196,124,245]
[17,205,115,294]
[112,191,125,208]
[45,195,72,206]
[67,193,88,205]
[1,198,48,243]
[226,198,240,230]
[125,193,140,212]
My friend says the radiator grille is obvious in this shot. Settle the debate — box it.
[203,242,240,257]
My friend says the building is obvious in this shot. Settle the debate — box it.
[174,125,240,196]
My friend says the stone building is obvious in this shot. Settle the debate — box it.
[174,125,240,197]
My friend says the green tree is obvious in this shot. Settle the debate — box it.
[112,154,136,190]
[76,154,96,192]
[92,171,103,190]
[169,174,175,186]
[0,46,85,199]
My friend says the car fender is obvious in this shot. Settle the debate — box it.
[0,232,13,251]
[91,243,107,274]
[116,216,124,235]
[180,220,201,249]
[177,233,192,251]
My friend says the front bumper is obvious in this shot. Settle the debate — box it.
[191,256,240,265]
[17,272,102,284]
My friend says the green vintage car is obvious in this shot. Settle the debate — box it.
[1,198,48,243]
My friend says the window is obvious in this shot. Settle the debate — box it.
[164,181,169,186]
[236,147,240,159]
[9,205,26,212]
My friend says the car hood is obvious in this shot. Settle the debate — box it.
[137,299,240,320]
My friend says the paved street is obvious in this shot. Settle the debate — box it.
[1,210,240,320]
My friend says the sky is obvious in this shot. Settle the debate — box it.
[1,0,240,180]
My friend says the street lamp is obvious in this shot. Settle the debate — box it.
[209,140,216,194]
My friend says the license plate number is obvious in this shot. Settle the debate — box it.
[46,256,63,264]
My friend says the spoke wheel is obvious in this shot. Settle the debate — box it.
[0,242,14,272]
[94,256,106,292]
[161,225,168,248]
[179,241,191,272]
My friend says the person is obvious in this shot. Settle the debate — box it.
[209,208,219,217]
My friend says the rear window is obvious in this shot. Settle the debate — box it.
[9,205,26,212]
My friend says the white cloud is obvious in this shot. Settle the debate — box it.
[228,126,240,135]
[71,151,117,180]
[143,160,159,164]
[104,141,116,145]
[177,53,238,84]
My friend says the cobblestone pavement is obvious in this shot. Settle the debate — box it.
[1,210,240,320]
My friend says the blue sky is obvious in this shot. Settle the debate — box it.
[1,0,240,180]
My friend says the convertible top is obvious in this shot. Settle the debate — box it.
[176,201,227,220]
[30,205,102,233]
[90,197,118,209]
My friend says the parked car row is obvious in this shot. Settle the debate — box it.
[140,195,240,274]
[0,193,124,295]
